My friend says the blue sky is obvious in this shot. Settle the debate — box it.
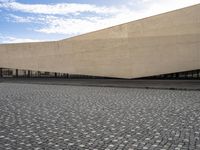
[0,0,199,43]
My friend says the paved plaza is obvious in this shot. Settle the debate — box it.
[0,83,200,150]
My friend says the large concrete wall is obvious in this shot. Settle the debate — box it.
[0,4,200,78]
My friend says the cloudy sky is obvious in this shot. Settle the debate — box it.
[0,0,199,43]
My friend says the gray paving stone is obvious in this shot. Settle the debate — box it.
[0,83,200,149]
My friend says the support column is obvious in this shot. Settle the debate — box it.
[38,71,41,77]
[23,70,26,77]
[16,69,18,77]
[192,71,194,79]
[0,68,2,78]
[175,73,179,79]
[28,70,31,78]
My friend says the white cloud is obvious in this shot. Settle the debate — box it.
[0,1,122,15]
[0,35,42,43]
[1,0,200,38]
[0,0,14,2]
[34,13,137,35]
[7,14,35,23]
[138,0,200,15]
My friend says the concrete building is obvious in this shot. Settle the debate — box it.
[0,4,200,79]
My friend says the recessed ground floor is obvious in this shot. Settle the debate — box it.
[1,68,200,80]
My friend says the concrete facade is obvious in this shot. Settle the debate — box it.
[0,4,200,79]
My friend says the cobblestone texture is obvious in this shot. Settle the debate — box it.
[0,83,200,150]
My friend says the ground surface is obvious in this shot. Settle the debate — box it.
[1,78,200,90]
[0,83,200,150]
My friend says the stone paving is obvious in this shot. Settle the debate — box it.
[0,83,200,150]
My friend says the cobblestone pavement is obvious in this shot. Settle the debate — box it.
[0,83,200,150]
